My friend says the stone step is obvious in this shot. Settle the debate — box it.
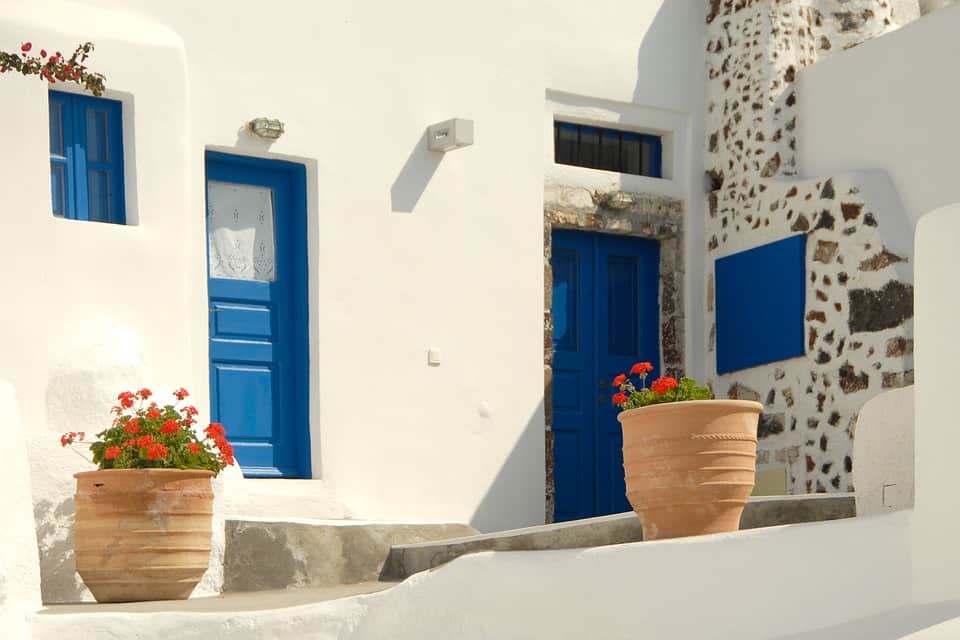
[382,493,855,580]
[223,518,478,592]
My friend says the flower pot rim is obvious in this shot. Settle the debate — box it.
[617,398,764,421]
[74,468,215,480]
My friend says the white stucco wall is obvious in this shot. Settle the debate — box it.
[798,4,960,227]
[0,0,707,602]
[0,382,42,639]
[912,201,960,604]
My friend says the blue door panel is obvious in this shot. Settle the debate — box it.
[551,229,659,521]
[212,303,273,338]
[205,151,310,478]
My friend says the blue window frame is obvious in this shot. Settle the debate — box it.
[715,235,807,374]
[49,91,126,224]
[553,121,662,178]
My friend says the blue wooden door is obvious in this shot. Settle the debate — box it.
[551,229,660,521]
[205,152,310,478]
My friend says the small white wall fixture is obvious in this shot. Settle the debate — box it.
[427,118,473,152]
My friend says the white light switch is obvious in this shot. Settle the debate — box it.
[427,348,442,366]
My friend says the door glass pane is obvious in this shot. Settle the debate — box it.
[578,126,600,169]
[599,130,620,171]
[555,123,578,165]
[207,181,277,282]
[621,133,641,175]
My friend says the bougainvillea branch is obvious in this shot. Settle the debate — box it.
[0,41,106,96]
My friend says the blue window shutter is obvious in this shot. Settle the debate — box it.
[48,92,75,218]
[49,91,125,224]
[715,235,807,374]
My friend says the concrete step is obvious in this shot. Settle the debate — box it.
[223,518,478,592]
[382,493,855,580]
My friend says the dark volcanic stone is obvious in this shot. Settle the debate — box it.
[848,282,914,333]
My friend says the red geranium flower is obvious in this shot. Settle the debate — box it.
[650,376,678,395]
[160,419,180,434]
[117,390,136,409]
[136,435,154,448]
[630,362,654,376]
[104,446,121,460]
[146,407,162,419]
[205,423,226,438]
[123,438,136,448]
[188,442,200,455]
[612,374,627,387]
[612,392,628,405]
[183,405,199,417]
[138,388,152,399]
[21,42,31,53]
[123,418,141,434]
[173,387,189,400]
[146,442,168,461]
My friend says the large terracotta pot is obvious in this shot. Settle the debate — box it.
[74,468,214,602]
[619,400,762,540]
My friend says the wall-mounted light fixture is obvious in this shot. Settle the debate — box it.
[427,118,474,152]
[247,117,285,139]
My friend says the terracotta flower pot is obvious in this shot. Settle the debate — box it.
[619,399,762,540]
[73,468,214,602]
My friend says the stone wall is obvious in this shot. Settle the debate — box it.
[704,0,916,494]
[543,185,684,521]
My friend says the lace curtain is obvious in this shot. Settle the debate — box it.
[207,181,276,282]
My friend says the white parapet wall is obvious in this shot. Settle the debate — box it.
[31,512,913,640]
[853,385,915,515]
[912,201,960,604]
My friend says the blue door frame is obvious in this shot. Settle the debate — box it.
[551,229,660,521]
[205,151,310,478]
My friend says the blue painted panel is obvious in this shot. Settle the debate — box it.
[716,234,806,374]
[206,151,310,479]
[212,303,273,338]
[551,229,659,522]
[552,248,579,352]
[606,255,639,356]
[552,430,582,519]
[214,365,274,438]
[552,369,581,411]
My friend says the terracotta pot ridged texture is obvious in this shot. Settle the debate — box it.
[619,400,762,540]
[74,469,214,603]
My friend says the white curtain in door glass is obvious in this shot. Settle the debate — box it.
[207,181,277,282]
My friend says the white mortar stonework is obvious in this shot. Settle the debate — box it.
[705,0,916,494]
